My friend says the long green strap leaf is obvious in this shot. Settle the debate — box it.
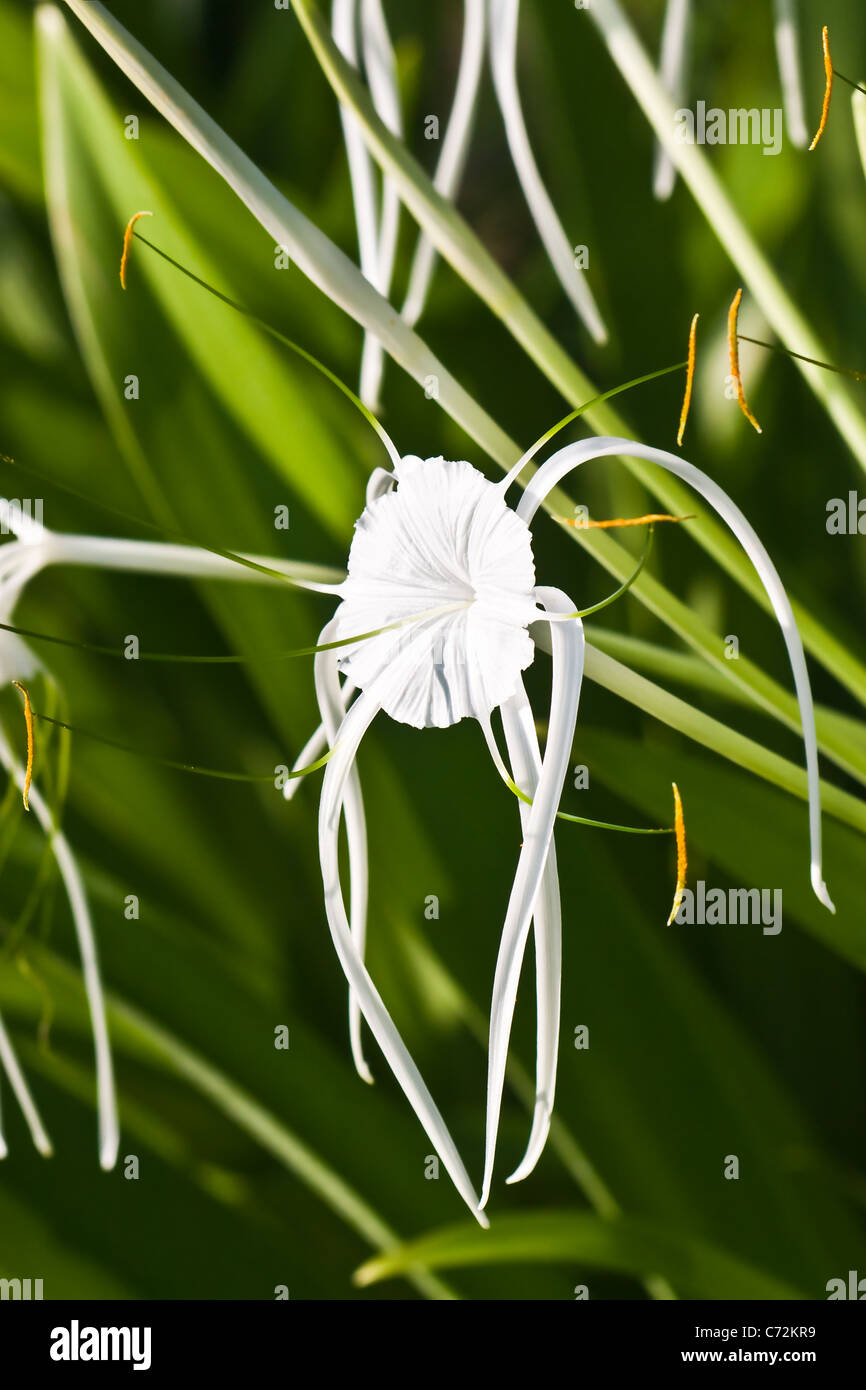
[2,952,457,1301]
[283,0,866,710]
[584,643,866,837]
[588,0,866,477]
[57,0,866,732]
[354,1210,806,1299]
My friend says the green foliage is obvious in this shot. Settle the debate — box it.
[0,0,864,1300]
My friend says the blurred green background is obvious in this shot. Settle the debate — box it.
[0,0,864,1299]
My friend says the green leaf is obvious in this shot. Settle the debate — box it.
[579,642,866,838]
[578,726,866,970]
[0,1,42,202]
[585,0,866,480]
[284,0,866,711]
[354,1211,806,1299]
[57,0,866,733]
[1,939,458,1300]
[39,5,361,539]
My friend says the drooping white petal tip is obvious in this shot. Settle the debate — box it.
[352,1047,374,1086]
[504,1097,553,1186]
[100,1133,119,1171]
[811,865,835,914]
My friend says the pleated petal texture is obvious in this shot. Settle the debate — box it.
[334,456,538,727]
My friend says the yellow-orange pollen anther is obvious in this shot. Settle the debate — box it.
[565,513,692,530]
[119,210,153,289]
[677,312,699,447]
[809,26,833,151]
[728,289,762,435]
[12,681,34,811]
[666,781,687,926]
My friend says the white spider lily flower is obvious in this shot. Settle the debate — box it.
[653,0,807,200]
[2,446,831,1218]
[0,504,118,1166]
[308,453,584,1223]
[488,0,608,344]
[43,448,826,1218]
[333,456,538,727]
[294,438,831,1216]
[0,515,341,1170]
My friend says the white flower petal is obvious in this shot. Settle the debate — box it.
[0,729,118,1169]
[0,498,47,545]
[333,0,380,285]
[480,589,584,1208]
[333,0,386,409]
[652,0,692,201]
[318,635,487,1223]
[0,1005,53,1157]
[516,436,834,913]
[402,0,486,326]
[488,0,608,344]
[360,0,403,291]
[500,679,562,1186]
[359,0,403,410]
[314,622,372,1084]
[282,677,357,805]
[0,564,45,688]
[335,456,537,727]
[53,534,345,593]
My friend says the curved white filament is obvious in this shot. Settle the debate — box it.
[0,730,118,1169]
[314,620,371,1083]
[333,0,384,409]
[48,534,346,594]
[515,435,834,914]
[333,0,380,283]
[359,0,403,410]
[500,679,562,1185]
[652,0,692,200]
[0,1005,53,1157]
[402,0,486,327]
[318,628,487,1223]
[480,588,584,1208]
[488,0,608,344]
[283,678,357,805]
[360,0,402,292]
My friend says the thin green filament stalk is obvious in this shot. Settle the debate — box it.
[833,70,866,99]
[575,524,655,618]
[737,334,866,383]
[502,767,671,835]
[0,603,468,665]
[33,711,333,785]
[0,454,314,589]
[555,810,671,834]
[133,232,400,468]
[501,361,686,491]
